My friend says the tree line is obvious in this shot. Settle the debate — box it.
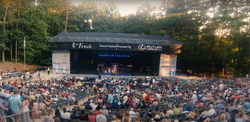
[0,0,249,76]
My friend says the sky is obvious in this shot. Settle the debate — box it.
[70,0,162,16]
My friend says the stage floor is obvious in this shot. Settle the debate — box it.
[51,72,202,86]
[76,71,153,76]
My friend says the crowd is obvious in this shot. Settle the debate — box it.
[0,68,35,81]
[0,73,249,122]
[73,77,250,122]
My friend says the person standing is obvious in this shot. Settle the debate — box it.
[145,94,151,105]
[123,95,128,105]
[129,108,136,120]
[243,99,250,112]
[190,91,198,106]
[108,93,114,104]
[37,71,41,79]
[31,99,42,120]
[8,90,22,122]
[96,110,107,122]
[88,110,96,122]
[0,98,8,121]
[47,67,50,75]
[21,97,30,122]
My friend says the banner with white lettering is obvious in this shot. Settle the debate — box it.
[51,42,167,52]
[52,50,70,74]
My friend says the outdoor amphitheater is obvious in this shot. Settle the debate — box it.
[0,70,248,122]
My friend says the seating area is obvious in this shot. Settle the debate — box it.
[1,74,250,122]
[54,76,250,122]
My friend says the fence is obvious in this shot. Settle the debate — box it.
[1,110,33,122]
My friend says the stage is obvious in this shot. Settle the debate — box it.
[50,72,202,86]
[49,32,182,76]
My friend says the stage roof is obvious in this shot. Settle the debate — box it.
[49,31,182,46]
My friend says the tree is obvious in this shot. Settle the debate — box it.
[20,6,50,65]
[1,0,10,63]
[7,0,34,62]
[0,0,249,76]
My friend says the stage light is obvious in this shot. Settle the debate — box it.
[98,54,130,57]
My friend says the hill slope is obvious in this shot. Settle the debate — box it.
[0,62,40,71]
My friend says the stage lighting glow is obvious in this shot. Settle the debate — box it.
[99,54,130,57]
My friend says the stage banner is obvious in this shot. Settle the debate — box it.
[169,55,177,75]
[159,54,177,76]
[52,50,70,74]
[51,42,167,52]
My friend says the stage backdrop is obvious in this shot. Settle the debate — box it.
[159,54,177,76]
[52,50,70,74]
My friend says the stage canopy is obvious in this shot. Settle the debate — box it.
[49,31,182,53]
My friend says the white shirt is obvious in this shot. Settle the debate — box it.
[207,108,216,117]
[5,93,10,98]
[199,111,208,118]
[35,94,41,99]
[191,94,198,103]
[167,110,173,116]
[219,84,224,90]
[123,96,128,104]
[90,104,97,110]
[52,97,58,102]
[156,93,162,100]
[42,92,48,96]
[102,109,109,116]
[153,79,156,84]
[134,98,140,103]
[129,111,136,119]
[201,96,209,101]
[61,112,71,119]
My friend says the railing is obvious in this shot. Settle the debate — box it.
[1,110,33,122]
